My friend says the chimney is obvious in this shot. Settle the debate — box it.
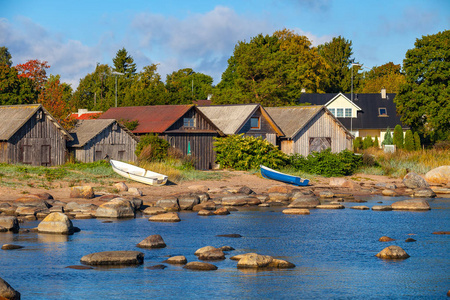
[381,88,387,99]
[301,88,306,93]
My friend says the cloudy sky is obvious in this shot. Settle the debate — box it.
[1,0,449,88]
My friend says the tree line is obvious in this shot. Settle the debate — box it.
[0,29,448,143]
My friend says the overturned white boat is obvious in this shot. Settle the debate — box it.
[110,159,168,186]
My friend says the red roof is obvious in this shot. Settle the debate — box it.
[71,112,102,120]
[99,105,193,134]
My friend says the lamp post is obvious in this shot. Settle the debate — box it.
[350,63,361,135]
[112,71,125,107]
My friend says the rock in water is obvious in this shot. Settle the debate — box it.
[378,236,395,242]
[1,244,24,250]
[0,276,21,300]
[183,262,217,271]
[282,208,310,215]
[375,246,410,259]
[0,216,20,233]
[148,212,180,222]
[37,212,74,235]
[402,172,429,189]
[95,198,135,218]
[137,234,166,248]
[80,251,144,265]
[164,256,187,265]
[237,253,273,268]
[391,199,430,211]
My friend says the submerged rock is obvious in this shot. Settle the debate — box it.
[282,208,310,215]
[0,276,21,300]
[137,234,166,248]
[378,236,395,242]
[183,262,217,271]
[372,205,393,211]
[146,264,167,270]
[216,234,242,238]
[80,251,144,266]
[375,245,410,259]
[1,244,24,250]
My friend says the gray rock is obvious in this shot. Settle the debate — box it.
[412,188,436,198]
[95,198,135,218]
[37,212,74,235]
[391,199,430,211]
[288,197,320,208]
[148,212,180,222]
[375,245,410,259]
[70,186,95,199]
[372,205,393,211]
[80,251,144,265]
[128,187,143,196]
[198,250,225,261]
[192,201,216,211]
[183,262,217,271]
[267,193,290,203]
[319,190,334,198]
[114,182,128,192]
[164,256,187,264]
[403,172,429,189]
[156,197,180,211]
[178,195,200,210]
[137,234,166,248]
[425,165,450,185]
[0,276,21,300]
[0,216,19,233]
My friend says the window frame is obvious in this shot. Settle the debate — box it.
[336,108,344,118]
[250,117,260,130]
[378,107,387,116]
[183,117,196,128]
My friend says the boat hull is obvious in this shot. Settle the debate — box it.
[110,160,168,186]
[260,165,309,186]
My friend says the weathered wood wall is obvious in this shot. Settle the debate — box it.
[287,110,351,156]
[239,110,278,141]
[3,108,68,166]
[72,124,138,163]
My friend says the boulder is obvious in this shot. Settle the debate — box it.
[214,208,230,215]
[391,199,430,211]
[37,212,74,235]
[164,256,187,264]
[14,196,50,209]
[402,172,429,189]
[381,189,396,197]
[412,188,436,198]
[197,210,214,216]
[114,182,128,192]
[1,244,24,250]
[0,204,16,216]
[378,236,395,242]
[128,187,143,196]
[282,208,310,215]
[195,246,218,256]
[372,205,393,211]
[267,185,300,194]
[316,204,345,209]
[198,249,225,261]
[319,190,334,198]
[137,234,166,248]
[146,265,167,270]
[125,197,143,210]
[148,212,180,222]
[329,178,358,189]
[405,238,416,242]
[237,253,273,268]
[156,197,180,212]
[350,206,370,210]
[430,187,450,194]
[375,245,410,259]
[97,194,120,202]
[0,276,21,300]
[142,207,166,215]
[0,216,19,233]
[221,195,250,206]
[70,186,95,199]
[219,246,235,251]
[268,258,296,269]
[192,201,216,211]
[425,166,450,185]
[267,193,290,203]
[183,262,217,271]
[95,198,135,218]
[15,206,45,216]
[288,197,320,208]
[178,195,200,210]
[80,251,144,265]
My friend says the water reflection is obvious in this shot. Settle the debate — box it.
[37,233,69,243]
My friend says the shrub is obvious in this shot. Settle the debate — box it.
[393,124,404,149]
[414,132,421,150]
[363,136,374,150]
[353,137,363,151]
[373,136,380,149]
[214,134,289,170]
[382,127,393,146]
[404,130,415,151]
[135,134,170,162]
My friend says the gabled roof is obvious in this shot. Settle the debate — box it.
[324,92,362,111]
[71,112,102,120]
[265,105,352,139]
[298,93,407,130]
[99,105,194,134]
[0,104,73,141]
[197,104,283,136]
[68,119,138,147]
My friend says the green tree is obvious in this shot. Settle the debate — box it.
[362,136,374,149]
[414,132,421,150]
[373,136,380,149]
[318,36,357,93]
[214,29,327,106]
[353,136,363,151]
[0,46,12,67]
[359,62,406,93]
[0,64,37,105]
[393,124,404,149]
[404,130,415,151]
[112,48,137,77]
[395,30,450,143]
[382,127,393,146]
[165,68,213,104]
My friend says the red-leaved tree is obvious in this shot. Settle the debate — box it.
[15,59,50,90]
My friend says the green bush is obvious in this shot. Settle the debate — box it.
[214,134,289,170]
[363,136,374,150]
[393,124,404,149]
[404,130,415,151]
[382,127,393,146]
[373,136,380,149]
[289,149,362,177]
[135,134,170,162]
[414,132,421,150]
[353,137,363,151]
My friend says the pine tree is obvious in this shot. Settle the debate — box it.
[393,125,404,149]
[112,48,137,76]
[353,136,363,151]
[373,136,380,149]
[404,130,415,151]
[414,132,421,150]
[382,127,393,146]
[363,136,374,149]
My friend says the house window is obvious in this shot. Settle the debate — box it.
[328,108,335,116]
[379,108,387,116]
[250,117,260,129]
[345,108,352,117]
[183,117,195,128]
[336,108,344,117]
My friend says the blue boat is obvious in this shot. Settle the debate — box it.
[260,165,309,186]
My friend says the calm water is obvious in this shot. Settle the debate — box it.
[1,196,449,299]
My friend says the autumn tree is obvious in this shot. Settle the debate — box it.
[214,29,327,106]
[14,59,50,91]
[0,46,12,67]
[395,30,450,143]
[318,36,358,93]
[359,62,406,93]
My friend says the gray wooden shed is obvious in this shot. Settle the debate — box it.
[265,106,353,156]
[0,104,73,166]
[68,119,139,163]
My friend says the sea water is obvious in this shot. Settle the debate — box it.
[1,196,449,299]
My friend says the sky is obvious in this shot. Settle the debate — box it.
[1,0,449,89]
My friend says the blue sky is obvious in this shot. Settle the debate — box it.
[1,0,449,88]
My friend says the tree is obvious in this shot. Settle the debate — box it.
[382,127,393,146]
[393,124,404,149]
[404,130,415,151]
[14,59,50,91]
[359,62,406,93]
[214,29,327,106]
[0,46,12,67]
[0,64,37,105]
[353,136,363,151]
[414,132,421,150]
[395,30,450,143]
[165,68,213,104]
[112,48,137,77]
[362,136,374,149]
[318,36,357,93]
[373,136,380,149]
[38,75,74,129]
